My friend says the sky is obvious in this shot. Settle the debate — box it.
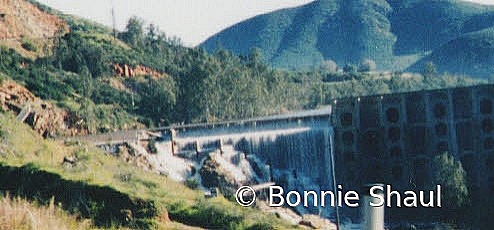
[37,0,494,47]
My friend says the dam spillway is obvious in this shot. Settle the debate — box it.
[156,108,336,216]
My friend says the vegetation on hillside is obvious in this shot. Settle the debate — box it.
[0,11,486,133]
[408,27,494,79]
[201,0,494,76]
[0,113,297,229]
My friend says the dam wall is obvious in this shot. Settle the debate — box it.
[331,84,494,209]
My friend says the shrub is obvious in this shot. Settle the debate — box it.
[185,177,200,189]
[21,38,37,52]
[358,59,376,72]
[431,152,469,209]
[343,63,357,73]
[245,222,276,230]
[0,195,92,230]
[320,59,338,72]
[147,138,157,154]
[168,199,244,229]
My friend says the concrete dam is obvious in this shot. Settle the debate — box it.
[331,84,494,194]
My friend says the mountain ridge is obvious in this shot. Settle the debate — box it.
[201,0,494,77]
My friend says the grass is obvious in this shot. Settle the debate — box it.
[0,195,92,230]
[0,113,298,229]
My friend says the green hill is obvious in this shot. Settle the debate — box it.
[200,0,494,75]
[202,0,396,70]
[390,0,491,55]
[409,27,494,78]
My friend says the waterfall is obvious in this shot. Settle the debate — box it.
[236,127,336,217]
[153,114,337,218]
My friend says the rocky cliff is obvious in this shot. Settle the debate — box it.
[0,79,85,136]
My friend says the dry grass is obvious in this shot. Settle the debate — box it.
[0,195,92,230]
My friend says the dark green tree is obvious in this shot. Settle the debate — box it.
[423,61,437,79]
[136,76,176,126]
[119,16,144,48]
[343,63,357,73]
[53,33,110,77]
[430,152,469,210]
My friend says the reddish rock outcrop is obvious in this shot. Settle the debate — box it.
[0,79,86,137]
[113,64,167,79]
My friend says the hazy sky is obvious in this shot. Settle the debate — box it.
[37,0,494,47]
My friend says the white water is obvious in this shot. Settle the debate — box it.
[153,121,336,217]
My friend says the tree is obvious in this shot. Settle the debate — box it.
[358,59,376,72]
[120,16,144,47]
[248,47,263,68]
[423,61,437,78]
[54,33,109,77]
[430,152,469,210]
[136,76,176,126]
[343,63,357,73]
[320,59,338,72]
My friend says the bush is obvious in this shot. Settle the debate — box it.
[358,59,376,72]
[24,68,71,100]
[147,138,157,154]
[21,38,37,52]
[184,177,200,189]
[0,195,92,230]
[168,199,244,229]
[431,152,469,209]
[320,59,338,72]
[343,63,357,73]
[245,222,275,230]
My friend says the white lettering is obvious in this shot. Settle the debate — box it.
[370,185,384,207]
[269,186,284,207]
[344,191,359,207]
[286,191,301,207]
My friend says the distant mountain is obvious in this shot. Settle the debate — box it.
[200,0,494,77]
[408,27,494,78]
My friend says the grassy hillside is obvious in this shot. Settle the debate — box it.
[0,113,298,229]
[201,0,494,75]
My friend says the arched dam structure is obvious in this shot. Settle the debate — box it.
[331,84,494,221]
[156,83,494,222]
[332,84,493,189]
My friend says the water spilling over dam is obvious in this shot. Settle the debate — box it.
[156,108,336,216]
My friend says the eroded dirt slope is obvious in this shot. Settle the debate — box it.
[0,0,68,57]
